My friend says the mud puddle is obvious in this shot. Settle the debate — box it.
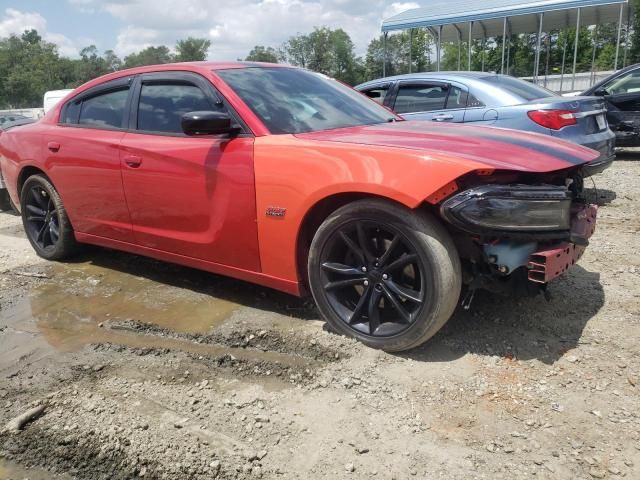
[1,256,338,391]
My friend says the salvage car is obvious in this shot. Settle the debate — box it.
[356,72,614,175]
[578,63,640,147]
[1,116,33,212]
[0,62,600,351]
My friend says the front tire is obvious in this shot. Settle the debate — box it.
[21,174,78,260]
[308,199,461,352]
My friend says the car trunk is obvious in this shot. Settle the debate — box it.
[526,96,609,137]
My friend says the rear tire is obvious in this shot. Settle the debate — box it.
[308,199,461,352]
[21,174,78,260]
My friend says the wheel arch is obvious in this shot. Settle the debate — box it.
[18,165,49,195]
[295,192,416,294]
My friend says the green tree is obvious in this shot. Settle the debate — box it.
[103,49,122,71]
[175,37,211,62]
[281,27,365,84]
[245,45,279,63]
[123,46,174,69]
[365,29,433,81]
[0,30,66,108]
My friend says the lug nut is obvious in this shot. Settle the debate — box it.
[497,265,509,274]
[382,273,388,280]
[363,280,369,286]
[361,266,367,272]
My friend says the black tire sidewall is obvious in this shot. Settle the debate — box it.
[308,200,461,352]
[20,175,75,260]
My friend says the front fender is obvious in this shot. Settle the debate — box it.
[253,135,486,283]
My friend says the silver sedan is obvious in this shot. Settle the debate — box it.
[356,72,615,175]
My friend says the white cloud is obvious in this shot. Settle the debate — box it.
[67,0,411,60]
[0,8,83,57]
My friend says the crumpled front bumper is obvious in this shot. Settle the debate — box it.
[527,204,597,283]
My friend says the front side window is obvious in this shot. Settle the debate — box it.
[217,67,397,134]
[362,85,390,105]
[137,83,216,134]
[605,69,640,95]
[78,89,129,128]
[394,84,448,114]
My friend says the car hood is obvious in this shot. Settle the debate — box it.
[295,121,600,173]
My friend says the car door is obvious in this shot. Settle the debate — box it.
[598,68,640,145]
[119,72,260,271]
[42,77,135,242]
[390,81,465,123]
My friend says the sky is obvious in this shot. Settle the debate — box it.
[0,0,419,60]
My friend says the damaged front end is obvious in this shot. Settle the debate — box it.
[437,169,596,306]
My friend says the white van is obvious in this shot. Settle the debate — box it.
[43,89,74,114]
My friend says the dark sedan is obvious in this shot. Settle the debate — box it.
[579,63,640,147]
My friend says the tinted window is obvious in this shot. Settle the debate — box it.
[137,83,215,133]
[605,69,640,95]
[395,84,448,113]
[78,89,128,128]
[61,100,81,124]
[484,75,554,101]
[446,86,467,109]
[362,85,390,105]
[217,68,397,134]
[467,92,485,108]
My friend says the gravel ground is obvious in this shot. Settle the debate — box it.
[0,157,639,480]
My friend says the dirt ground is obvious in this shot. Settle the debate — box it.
[0,155,639,480]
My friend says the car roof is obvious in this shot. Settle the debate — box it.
[119,61,285,75]
[61,61,291,106]
[356,71,498,88]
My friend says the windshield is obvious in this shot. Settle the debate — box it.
[217,67,398,134]
[485,75,555,102]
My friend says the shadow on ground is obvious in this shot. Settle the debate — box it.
[404,265,604,365]
[62,245,604,366]
[584,187,617,206]
[613,149,640,161]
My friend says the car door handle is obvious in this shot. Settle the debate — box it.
[432,114,454,122]
[47,141,61,152]
[123,155,142,168]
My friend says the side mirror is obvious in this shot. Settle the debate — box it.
[593,88,608,97]
[181,111,240,136]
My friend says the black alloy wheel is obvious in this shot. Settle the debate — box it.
[21,174,77,260]
[23,184,60,250]
[319,220,425,337]
[308,199,461,352]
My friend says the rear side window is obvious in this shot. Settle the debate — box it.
[467,92,485,108]
[446,86,467,109]
[485,75,554,101]
[78,89,129,128]
[137,83,215,134]
[394,84,448,113]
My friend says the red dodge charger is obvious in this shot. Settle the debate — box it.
[0,62,599,351]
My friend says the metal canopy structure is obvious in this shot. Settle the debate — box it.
[380,0,630,90]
